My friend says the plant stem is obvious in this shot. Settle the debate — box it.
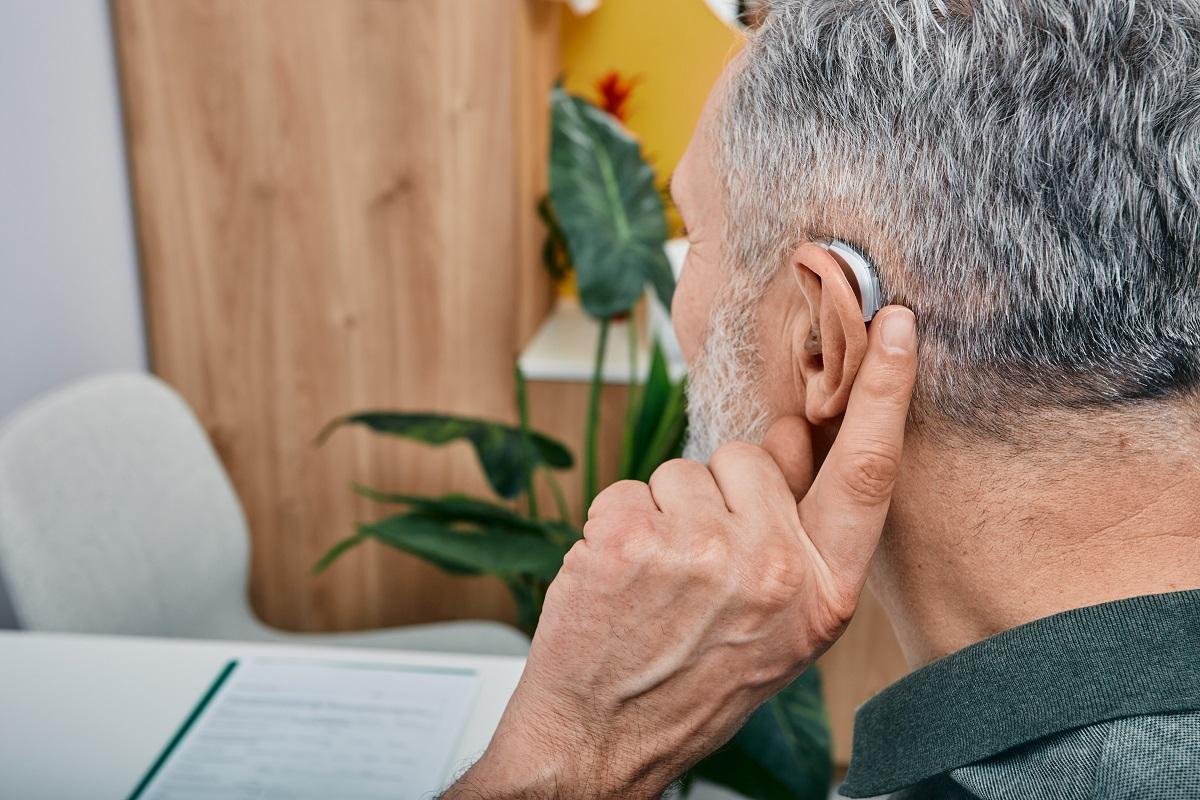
[544,469,571,523]
[514,365,539,521]
[506,577,541,636]
[634,377,688,482]
[618,313,640,480]
[583,317,611,518]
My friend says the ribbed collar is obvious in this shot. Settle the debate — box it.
[840,589,1200,798]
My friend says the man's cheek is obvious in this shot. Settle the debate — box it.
[671,258,711,365]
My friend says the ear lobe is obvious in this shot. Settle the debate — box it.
[792,243,870,424]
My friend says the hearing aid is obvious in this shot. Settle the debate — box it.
[820,239,883,322]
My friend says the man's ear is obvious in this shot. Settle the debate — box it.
[791,242,869,424]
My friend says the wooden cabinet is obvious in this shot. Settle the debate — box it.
[114,0,561,632]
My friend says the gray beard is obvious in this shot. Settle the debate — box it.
[682,284,770,463]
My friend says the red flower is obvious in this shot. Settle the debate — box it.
[595,71,640,123]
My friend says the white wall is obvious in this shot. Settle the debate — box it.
[0,1,147,627]
[0,0,146,416]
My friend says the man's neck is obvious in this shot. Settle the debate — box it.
[869,406,1200,667]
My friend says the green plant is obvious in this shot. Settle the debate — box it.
[317,348,683,633]
[316,84,831,799]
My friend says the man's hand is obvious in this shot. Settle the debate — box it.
[447,306,917,799]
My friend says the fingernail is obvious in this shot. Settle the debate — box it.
[880,308,916,353]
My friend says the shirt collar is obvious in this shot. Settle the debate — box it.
[840,589,1200,798]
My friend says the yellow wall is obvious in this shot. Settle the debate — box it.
[560,0,743,213]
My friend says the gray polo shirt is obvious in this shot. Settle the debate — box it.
[838,590,1200,799]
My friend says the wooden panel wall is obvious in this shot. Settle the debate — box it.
[113,0,905,764]
[114,0,562,632]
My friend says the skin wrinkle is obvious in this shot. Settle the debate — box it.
[1041,474,1199,562]
[1070,475,1192,542]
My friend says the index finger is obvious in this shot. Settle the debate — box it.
[798,306,917,581]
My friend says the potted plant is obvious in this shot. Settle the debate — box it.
[317,82,832,800]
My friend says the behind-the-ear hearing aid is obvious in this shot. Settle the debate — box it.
[820,239,883,322]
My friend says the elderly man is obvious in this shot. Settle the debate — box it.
[448,1,1200,797]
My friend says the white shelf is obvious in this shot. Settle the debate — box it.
[518,240,689,384]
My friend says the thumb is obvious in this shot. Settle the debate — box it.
[799,305,917,578]
[760,415,815,502]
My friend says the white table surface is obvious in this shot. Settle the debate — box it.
[0,630,526,800]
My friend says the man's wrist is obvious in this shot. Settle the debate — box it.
[439,746,550,799]
[441,712,671,800]
[442,718,601,799]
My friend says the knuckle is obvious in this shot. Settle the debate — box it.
[601,515,660,565]
[606,479,647,495]
[751,546,806,609]
[581,516,606,542]
[717,439,757,456]
[711,440,762,466]
[653,457,688,475]
[838,442,902,503]
[614,533,658,567]
[588,479,648,519]
[624,512,660,541]
[558,539,589,573]
[651,458,702,482]
[686,529,732,576]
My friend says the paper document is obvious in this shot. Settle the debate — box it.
[130,658,481,800]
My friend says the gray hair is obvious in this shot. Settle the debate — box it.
[718,0,1200,435]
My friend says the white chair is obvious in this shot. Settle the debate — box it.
[0,373,529,656]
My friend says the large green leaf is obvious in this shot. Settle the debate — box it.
[538,519,584,551]
[355,486,581,550]
[318,412,572,500]
[364,514,567,581]
[314,527,481,578]
[690,669,833,800]
[549,86,675,319]
[352,486,546,535]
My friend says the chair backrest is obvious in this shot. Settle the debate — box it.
[0,373,256,637]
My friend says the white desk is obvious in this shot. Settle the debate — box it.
[0,631,525,800]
